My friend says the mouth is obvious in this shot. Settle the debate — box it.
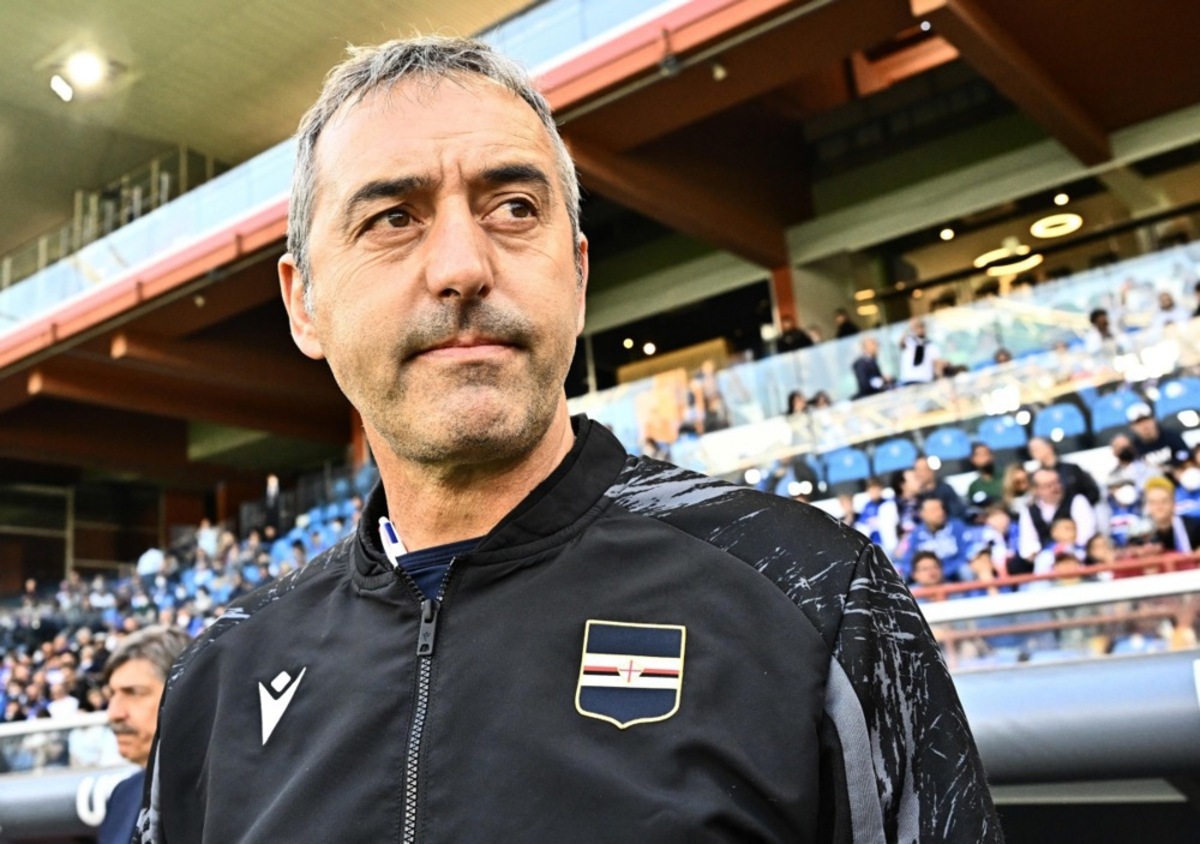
[415,336,518,361]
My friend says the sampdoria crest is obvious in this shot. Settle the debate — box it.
[575,619,686,729]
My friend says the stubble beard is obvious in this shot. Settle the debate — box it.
[362,299,571,470]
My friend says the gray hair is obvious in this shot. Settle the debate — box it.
[287,35,582,301]
[104,625,191,685]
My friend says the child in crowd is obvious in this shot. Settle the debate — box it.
[1025,517,1085,591]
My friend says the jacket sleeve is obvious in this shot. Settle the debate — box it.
[818,542,1002,843]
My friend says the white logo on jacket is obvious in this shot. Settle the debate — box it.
[259,667,307,745]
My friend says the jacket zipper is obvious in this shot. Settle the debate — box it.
[401,562,455,844]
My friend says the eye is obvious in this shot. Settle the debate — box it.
[499,198,536,220]
[377,208,412,229]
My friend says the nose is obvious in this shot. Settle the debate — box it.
[422,201,493,301]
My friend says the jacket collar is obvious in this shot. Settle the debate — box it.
[350,415,628,593]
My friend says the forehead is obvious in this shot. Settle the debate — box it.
[312,76,555,207]
[109,658,162,688]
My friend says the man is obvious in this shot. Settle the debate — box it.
[1016,468,1098,561]
[897,317,942,385]
[777,313,814,352]
[1027,436,1101,505]
[101,625,189,844]
[1083,307,1129,355]
[914,454,967,520]
[140,37,998,842]
[1126,402,1191,471]
[851,335,891,398]
[899,497,971,582]
[833,307,860,338]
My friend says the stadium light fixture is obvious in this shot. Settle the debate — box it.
[642,342,656,356]
[1030,212,1083,239]
[940,228,955,241]
[64,50,107,89]
[1054,193,1070,206]
[49,74,74,102]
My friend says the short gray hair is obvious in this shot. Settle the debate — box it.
[287,35,582,295]
[104,625,190,685]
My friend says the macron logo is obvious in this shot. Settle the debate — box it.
[259,667,306,746]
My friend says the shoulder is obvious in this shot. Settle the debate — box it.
[606,456,887,645]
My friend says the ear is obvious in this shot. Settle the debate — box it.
[574,235,589,336]
[279,254,325,360]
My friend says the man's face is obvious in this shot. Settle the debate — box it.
[863,337,878,356]
[1033,470,1062,505]
[912,557,943,586]
[920,498,947,530]
[106,658,165,768]
[1131,416,1158,442]
[281,77,588,469]
[1029,438,1053,466]
[1145,487,1175,527]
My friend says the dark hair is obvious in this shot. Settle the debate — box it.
[912,551,942,568]
[104,625,190,686]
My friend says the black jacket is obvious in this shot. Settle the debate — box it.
[140,417,999,843]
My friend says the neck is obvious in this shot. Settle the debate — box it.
[373,403,576,552]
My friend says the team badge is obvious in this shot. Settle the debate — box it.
[576,620,686,729]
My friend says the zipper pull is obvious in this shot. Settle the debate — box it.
[417,598,440,656]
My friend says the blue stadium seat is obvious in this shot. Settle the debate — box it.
[1032,402,1089,450]
[323,502,341,522]
[976,414,1028,458]
[332,477,351,500]
[924,426,973,473]
[872,438,918,477]
[824,447,870,493]
[1090,388,1147,438]
[1154,377,1200,424]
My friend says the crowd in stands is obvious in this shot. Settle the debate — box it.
[0,496,362,763]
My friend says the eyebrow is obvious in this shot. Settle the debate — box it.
[340,176,428,234]
[480,163,552,194]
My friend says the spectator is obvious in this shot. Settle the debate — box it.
[836,493,857,529]
[1149,290,1192,333]
[810,390,833,410]
[1028,518,1086,586]
[1083,308,1130,355]
[1176,456,1200,517]
[1106,431,1156,492]
[1104,477,1142,548]
[851,336,891,398]
[833,308,860,338]
[1028,436,1101,505]
[963,544,1003,598]
[853,477,888,547]
[775,314,812,352]
[1017,468,1098,561]
[898,318,942,385]
[1126,402,1191,471]
[978,504,1025,578]
[992,347,1013,366]
[914,455,967,520]
[910,551,946,597]
[101,625,191,844]
[785,390,808,415]
[1137,476,1200,554]
[966,442,1004,509]
[1001,463,1032,513]
[900,497,971,581]
[879,469,922,565]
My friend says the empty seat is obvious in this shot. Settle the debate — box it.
[823,447,870,494]
[1090,389,1147,439]
[924,426,973,473]
[976,414,1029,460]
[1032,402,1089,450]
[872,438,918,477]
[1154,377,1200,425]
